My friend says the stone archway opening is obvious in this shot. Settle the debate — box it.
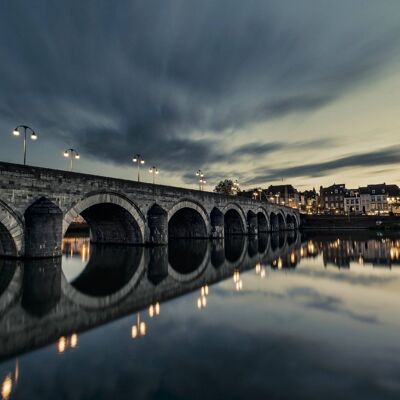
[168,207,207,238]
[66,203,143,245]
[224,209,245,235]
[257,212,268,233]
[25,197,63,258]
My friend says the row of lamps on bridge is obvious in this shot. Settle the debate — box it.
[11,125,242,191]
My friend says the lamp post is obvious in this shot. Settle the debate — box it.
[12,125,38,165]
[63,148,80,171]
[132,154,145,182]
[196,170,206,191]
[149,166,159,184]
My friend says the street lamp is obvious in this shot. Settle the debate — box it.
[232,179,240,195]
[12,125,38,165]
[132,154,145,182]
[196,170,206,191]
[63,148,80,171]
[149,166,159,184]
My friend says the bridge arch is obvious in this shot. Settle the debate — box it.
[223,204,246,235]
[63,192,145,244]
[0,201,24,258]
[270,211,286,231]
[168,200,210,238]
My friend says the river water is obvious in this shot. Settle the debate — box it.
[1,231,400,399]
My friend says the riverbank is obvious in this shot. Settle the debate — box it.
[300,215,400,231]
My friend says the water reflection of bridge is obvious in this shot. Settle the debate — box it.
[0,232,300,361]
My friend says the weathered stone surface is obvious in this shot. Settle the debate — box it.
[0,162,300,258]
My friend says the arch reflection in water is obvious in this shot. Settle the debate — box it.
[168,239,208,276]
[224,235,246,264]
[68,244,143,297]
[0,232,303,360]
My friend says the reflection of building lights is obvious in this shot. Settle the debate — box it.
[131,314,146,339]
[235,280,243,291]
[277,258,283,269]
[300,248,304,257]
[62,237,90,260]
[57,334,78,353]
[149,302,160,318]
[290,252,296,264]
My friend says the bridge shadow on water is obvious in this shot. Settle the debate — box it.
[2,230,399,361]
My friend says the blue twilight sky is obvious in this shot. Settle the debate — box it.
[0,0,400,190]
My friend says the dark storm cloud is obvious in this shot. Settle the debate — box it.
[0,0,400,172]
[246,146,400,184]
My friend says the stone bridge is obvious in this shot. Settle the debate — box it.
[0,162,300,258]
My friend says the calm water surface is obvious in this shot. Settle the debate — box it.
[1,231,400,399]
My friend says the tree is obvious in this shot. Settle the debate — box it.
[214,179,240,195]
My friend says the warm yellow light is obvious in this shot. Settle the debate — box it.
[131,326,138,338]
[140,160,145,164]
[140,322,146,335]
[1,375,12,400]
[201,296,207,307]
[155,302,160,315]
[70,333,78,348]
[57,336,67,353]
[75,154,80,159]
[64,151,69,157]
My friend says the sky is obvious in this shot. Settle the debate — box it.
[0,0,400,191]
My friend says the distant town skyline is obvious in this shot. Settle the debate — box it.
[1,1,400,190]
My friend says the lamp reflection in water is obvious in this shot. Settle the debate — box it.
[131,313,146,339]
[233,270,243,291]
[148,302,160,318]
[197,284,209,309]
[57,333,78,354]
[1,359,19,400]
[255,263,266,279]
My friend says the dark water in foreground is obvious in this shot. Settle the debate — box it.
[1,231,400,399]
